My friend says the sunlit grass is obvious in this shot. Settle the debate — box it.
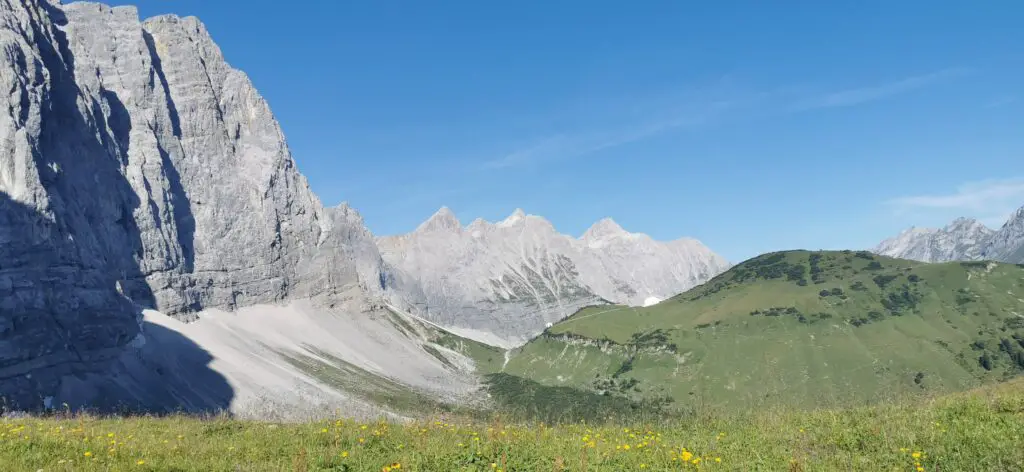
[2,378,1021,471]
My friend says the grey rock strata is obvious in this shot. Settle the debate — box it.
[377,208,731,347]
[0,0,730,411]
[0,0,394,409]
[874,205,1024,264]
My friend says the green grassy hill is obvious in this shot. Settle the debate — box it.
[496,250,1024,414]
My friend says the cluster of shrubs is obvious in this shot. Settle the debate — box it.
[973,335,1024,372]
[881,289,921,313]
[872,274,898,289]
[809,253,828,284]
[818,287,846,298]
[694,320,723,330]
[848,310,886,327]
[748,307,835,325]
[730,253,809,285]
[799,312,834,324]
[750,306,800,317]
[955,288,975,306]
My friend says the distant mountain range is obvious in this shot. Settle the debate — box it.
[0,0,729,412]
[377,207,729,347]
[874,205,1024,263]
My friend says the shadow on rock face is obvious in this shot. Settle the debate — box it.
[0,3,220,415]
[54,319,234,417]
[0,189,235,417]
[0,190,138,411]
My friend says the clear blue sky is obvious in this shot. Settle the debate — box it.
[108,0,1024,262]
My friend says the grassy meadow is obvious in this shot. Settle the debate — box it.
[6,251,1024,470]
[2,376,1022,471]
[501,252,1024,411]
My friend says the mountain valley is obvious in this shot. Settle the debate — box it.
[0,0,1022,428]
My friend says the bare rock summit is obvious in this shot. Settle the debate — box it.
[874,205,1024,264]
[377,208,730,347]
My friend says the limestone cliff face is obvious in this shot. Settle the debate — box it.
[0,0,729,410]
[874,207,1024,264]
[0,0,392,408]
[982,207,1024,263]
[377,208,730,347]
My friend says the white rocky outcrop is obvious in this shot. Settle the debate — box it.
[0,0,730,415]
[0,0,417,412]
[874,207,1024,263]
[377,208,730,347]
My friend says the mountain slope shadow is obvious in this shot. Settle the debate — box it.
[0,3,225,414]
[0,191,234,416]
[55,318,234,416]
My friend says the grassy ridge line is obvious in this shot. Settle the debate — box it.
[502,252,1024,411]
[2,378,1021,471]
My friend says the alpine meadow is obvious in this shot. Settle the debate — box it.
[1,1,1023,471]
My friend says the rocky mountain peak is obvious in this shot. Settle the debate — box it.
[496,208,527,227]
[944,217,992,235]
[0,0,406,410]
[378,207,730,346]
[1003,206,1024,230]
[582,217,628,241]
[875,204,1024,264]
[466,217,488,230]
[416,206,461,232]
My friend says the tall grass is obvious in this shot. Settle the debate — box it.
[2,378,1022,471]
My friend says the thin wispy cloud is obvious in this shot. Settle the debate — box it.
[793,67,971,111]
[483,67,968,170]
[886,177,1024,227]
[985,95,1018,109]
[483,99,739,169]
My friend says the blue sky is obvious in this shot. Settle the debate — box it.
[112,0,1024,262]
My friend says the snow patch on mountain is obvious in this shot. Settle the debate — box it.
[642,296,663,307]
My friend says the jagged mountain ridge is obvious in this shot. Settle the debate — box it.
[874,205,1024,263]
[0,0,727,415]
[0,0,436,414]
[377,207,731,347]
